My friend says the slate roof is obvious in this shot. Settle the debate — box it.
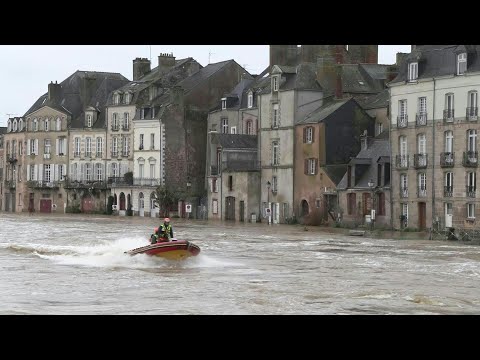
[259,63,322,94]
[297,98,351,124]
[390,45,480,84]
[24,71,129,129]
[211,133,257,149]
[324,164,349,186]
[0,127,6,135]
[337,138,391,190]
[356,89,389,110]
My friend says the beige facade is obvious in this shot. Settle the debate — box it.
[390,70,480,230]
[221,170,260,222]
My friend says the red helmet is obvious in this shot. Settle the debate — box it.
[164,218,170,222]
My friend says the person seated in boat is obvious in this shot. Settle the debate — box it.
[156,218,174,242]
[150,227,160,244]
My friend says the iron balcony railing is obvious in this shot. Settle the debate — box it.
[413,154,428,169]
[415,112,427,126]
[7,155,17,163]
[121,125,130,131]
[444,186,453,197]
[133,178,162,186]
[443,109,455,123]
[466,107,478,121]
[397,115,408,128]
[466,185,476,198]
[395,155,409,169]
[222,160,261,171]
[27,181,59,189]
[400,187,408,198]
[440,152,455,167]
[64,180,107,189]
[417,187,427,197]
[463,151,478,167]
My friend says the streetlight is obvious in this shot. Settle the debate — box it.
[266,181,271,225]
[368,179,375,230]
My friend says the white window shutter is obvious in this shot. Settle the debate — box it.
[108,163,112,177]
[34,164,38,181]
[210,179,213,193]
[27,139,31,155]
[56,139,59,156]
[38,164,43,181]
[54,165,58,181]
[35,139,39,155]
[92,137,96,156]
[80,163,85,182]
[27,165,30,181]
[69,164,74,181]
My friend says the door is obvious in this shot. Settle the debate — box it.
[225,196,235,220]
[418,202,426,230]
[239,200,245,222]
[362,193,371,215]
[445,203,453,228]
[40,199,52,213]
[82,196,94,213]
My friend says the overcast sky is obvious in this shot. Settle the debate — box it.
[0,45,411,127]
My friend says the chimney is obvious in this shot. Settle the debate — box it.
[386,64,399,82]
[158,53,176,74]
[133,58,151,81]
[269,45,298,68]
[170,86,184,107]
[335,65,343,99]
[48,81,62,102]
[348,45,378,64]
[316,55,336,95]
[396,52,408,66]
[360,130,368,150]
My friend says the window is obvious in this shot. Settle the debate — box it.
[445,131,453,152]
[272,176,278,192]
[222,118,228,134]
[123,136,129,156]
[400,173,408,197]
[248,93,253,108]
[445,172,453,195]
[418,173,427,196]
[231,126,237,134]
[45,118,50,131]
[112,163,119,177]
[408,62,418,81]
[58,164,65,181]
[96,163,102,181]
[30,139,36,155]
[96,137,103,157]
[113,93,120,105]
[13,120,17,131]
[458,53,467,75]
[139,164,144,178]
[29,165,34,181]
[84,137,91,157]
[306,158,317,175]
[150,133,155,150]
[44,164,51,183]
[377,192,385,215]
[72,163,78,181]
[272,76,279,91]
[399,135,408,167]
[33,118,38,131]
[272,140,279,165]
[149,86,157,101]
[467,172,476,191]
[221,98,227,110]
[44,139,51,154]
[124,92,130,104]
[18,165,21,182]
[58,138,65,156]
[150,164,155,178]
[417,134,426,154]
[212,199,218,214]
[112,113,118,130]
[316,199,321,208]
[86,114,92,127]
[139,134,144,150]
[273,103,279,127]
[305,127,314,143]
[376,122,383,136]
[399,100,407,120]
[139,193,144,209]
[468,91,478,120]
[467,129,477,152]
[19,141,23,156]
[228,175,233,191]
[74,138,80,157]
[212,178,217,193]
[140,108,145,119]
[417,97,427,124]
[19,119,23,131]
[85,163,92,181]
[124,113,129,130]
[468,203,475,219]
[402,203,408,226]
[445,93,454,121]
[246,120,253,135]
[347,193,356,215]
[112,137,118,157]
[56,117,61,131]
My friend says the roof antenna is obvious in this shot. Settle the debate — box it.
[209,50,215,64]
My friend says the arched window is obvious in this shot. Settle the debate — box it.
[7,120,11,132]
[13,119,17,132]
[19,119,23,131]
[33,118,38,132]
[44,118,49,132]
[246,120,253,135]
[150,192,156,211]
[139,192,145,210]
[56,117,61,131]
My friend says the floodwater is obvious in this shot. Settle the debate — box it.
[1,213,480,314]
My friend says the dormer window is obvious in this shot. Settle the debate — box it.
[221,98,227,110]
[149,86,157,101]
[458,53,467,75]
[272,76,279,92]
[44,118,49,132]
[56,117,61,131]
[248,92,253,108]
[33,118,38,132]
[124,92,131,104]
[19,119,23,131]
[113,93,120,105]
[86,114,92,127]
[13,120,17,132]
[408,62,418,82]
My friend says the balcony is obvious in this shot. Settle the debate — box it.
[7,155,17,163]
[466,185,476,198]
[397,115,408,128]
[413,154,428,169]
[64,180,107,189]
[43,153,51,160]
[466,107,478,121]
[400,187,408,198]
[417,187,427,197]
[6,180,15,189]
[443,109,454,123]
[395,155,409,169]
[27,180,59,189]
[440,152,455,167]
[133,178,162,186]
[415,112,427,126]
[210,165,218,176]
[108,177,133,187]
[463,151,478,167]
[222,160,261,171]
[444,186,453,197]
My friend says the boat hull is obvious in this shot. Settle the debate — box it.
[125,240,200,260]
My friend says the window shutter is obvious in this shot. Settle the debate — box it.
[303,127,306,143]
[35,139,39,155]
[27,139,31,155]
[315,159,318,175]
[26,165,30,181]
[80,163,85,182]
[55,139,59,156]
[108,163,112,177]
[304,159,308,175]
[210,179,213,193]
[54,165,58,181]
[312,127,315,143]
[92,137,96,157]
[38,164,43,182]
[100,163,104,180]
[33,164,38,181]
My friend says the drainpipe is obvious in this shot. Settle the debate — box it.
[258,93,262,221]
[432,78,436,229]
[388,86,394,230]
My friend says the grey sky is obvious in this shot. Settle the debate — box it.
[0,45,411,127]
